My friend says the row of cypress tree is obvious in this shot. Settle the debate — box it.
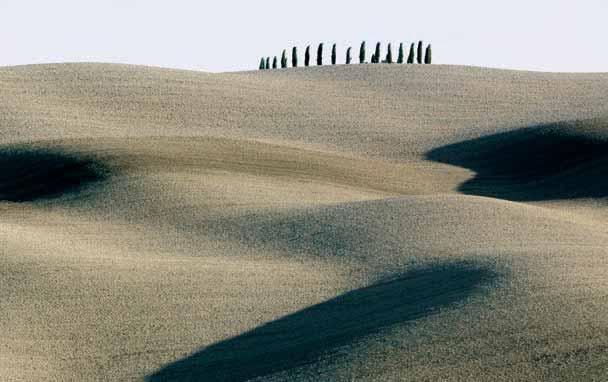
[259,41,431,70]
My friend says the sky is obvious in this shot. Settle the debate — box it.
[1,0,607,73]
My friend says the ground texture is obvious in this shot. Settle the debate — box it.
[2,63,608,381]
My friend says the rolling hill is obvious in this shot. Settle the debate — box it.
[2,63,608,381]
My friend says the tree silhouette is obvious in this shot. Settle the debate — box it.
[374,42,381,63]
[407,43,415,64]
[292,47,298,68]
[266,57,270,69]
[259,57,266,70]
[346,47,352,64]
[397,43,404,64]
[386,43,393,63]
[272,56,278,69]
[305,46,311,67]
[359,41,366,63]
[331,44,337,65]
[425,44,432,64]
[317,43,323,66]
[417,41,423,64]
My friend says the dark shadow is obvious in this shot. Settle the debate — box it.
[426,120,608,201]
[0,146,110,202]
[147,262,496,382]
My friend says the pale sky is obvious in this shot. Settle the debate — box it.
[1,0,606,73]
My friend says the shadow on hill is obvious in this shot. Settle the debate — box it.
[426,120,608,201]
[147,262,496,382]
[0,146,110,202]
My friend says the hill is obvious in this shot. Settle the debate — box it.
[2,63,608,381]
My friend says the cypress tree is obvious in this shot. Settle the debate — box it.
[397,43,404,64]
[407,43,415,64]
[259,57,266,70]
[386,43,393,64]
[417,41,423,64]
[371,53,376,64]
[425,44,432,64]
[317,43,323,66]
[305,46,311,67]
[359,41,366,63]
[266,57,270,69]
[281,50,287,68]
[292,47,298,68]
[374,42,381,64]
[331,44,337,65]
[346,47,352,64]
[272,56,278,69]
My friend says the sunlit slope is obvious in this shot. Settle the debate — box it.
[1,64,608,381]
[2,63,608,159]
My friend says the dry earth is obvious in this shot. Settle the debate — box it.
[1,63,608,381]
